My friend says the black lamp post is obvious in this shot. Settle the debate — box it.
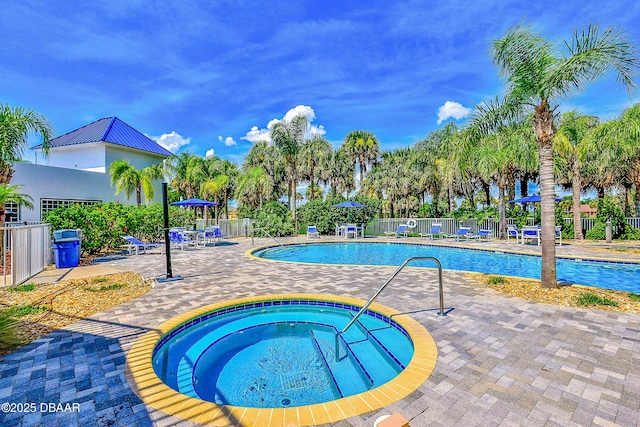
[157,182,182,282]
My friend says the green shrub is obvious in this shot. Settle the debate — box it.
[6,305,49,317]
[585,222,606,240]
[253,201,295,237]
[0,310,21,353]
[629,293,640,302]
[44,202,195,255]
[487,276,508,285]
[576,292,618,307]
[8,283,35,292]
[84,283,126,292]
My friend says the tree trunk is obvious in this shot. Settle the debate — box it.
[597,187,605,199]
[498,183,506,239]
[624,185,632,216]
[448,183,455,212]
[483,182,491,207]
[520,177,529,198]
[636,183,640,217]
[136,187,142,206]
[572,160,583,240]
[533,103,558,289]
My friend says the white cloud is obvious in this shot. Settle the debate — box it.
[436,101,472,124]
[241,105,327,144]
[205,148,215,158]
[217,135,237,146]
[149,131,191,153]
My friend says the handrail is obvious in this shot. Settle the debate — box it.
[335,256,445,361]
[251,227,283,247]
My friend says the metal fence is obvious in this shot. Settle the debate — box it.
[367,217,640,238]
[2,223,52,287]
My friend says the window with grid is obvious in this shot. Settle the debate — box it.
[4,201,19,222]
[40,198,101,220]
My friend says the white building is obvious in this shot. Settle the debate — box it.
[11,117,172,222]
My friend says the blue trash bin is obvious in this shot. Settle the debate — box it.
[53,238,81,268]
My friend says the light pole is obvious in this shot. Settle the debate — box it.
[157,163,182,282]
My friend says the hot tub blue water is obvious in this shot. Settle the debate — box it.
[252,242,640,293]
[152,299,413,407]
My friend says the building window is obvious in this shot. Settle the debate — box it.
[4,201,19,223]
[40,198,101,220]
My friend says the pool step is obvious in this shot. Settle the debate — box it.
[310,329,373,397]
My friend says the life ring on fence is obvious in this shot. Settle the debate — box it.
[407,219,417,229]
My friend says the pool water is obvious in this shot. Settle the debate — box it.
[253,242,640,292]
[153,301,413,407]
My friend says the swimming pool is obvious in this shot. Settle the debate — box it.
[251,242,640,293]
[127,294,437,426]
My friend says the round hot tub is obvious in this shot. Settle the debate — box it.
[127,294,437,426]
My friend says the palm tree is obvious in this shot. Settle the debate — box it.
[474,23,638,288]
[109,160,162,205]
[0,184,33,227]
[236,167,274,209]
[343,130,380,186]
[271,114,308,225]
[298,136,332,200]
[0,104,53,184]
[589,104,640,215]
[554,111,599,239]
[324,147,355,198]
[244,141,285,201]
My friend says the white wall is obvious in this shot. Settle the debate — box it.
[41,143,106,171]
[11,163,164,222]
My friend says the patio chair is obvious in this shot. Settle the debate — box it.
[307,225,320,239]
[445,226,471,241]
[383,224,408,238]
[420,223,442,239]
[555,225,563,246]
[506,225,521,243]
[521,226,540,245]
[468,229,492,242]
[169,229,196,250]
[121,236,162,255]
[196,226,218,246]
[345,224,359,239]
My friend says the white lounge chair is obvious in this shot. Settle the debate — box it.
[420,223,442,239]
[384,224,408,238]
[307,225,320,239]
[469,229,491,242]
[121,236,162,255]
[506,225,521,243]
[521,226,540,245]
[446,226,471,241]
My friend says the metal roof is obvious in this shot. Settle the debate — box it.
[31,117,172,157]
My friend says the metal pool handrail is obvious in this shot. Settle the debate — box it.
[335,256,445,362]
[251,227,283,247]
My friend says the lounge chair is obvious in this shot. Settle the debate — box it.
[121,235,162,255]
[196,226,220,246]
[169,229,196,250]
[521,226,540,245]
[307,225,320,239]
[384,224,408,238]
[506,225,521,243]
[420,223,442,239]
[469,229,491,242]
[446,226,471,241]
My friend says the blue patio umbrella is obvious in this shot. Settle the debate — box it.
[509,195,561,204]
[170,198,218,207]
[333,200,364,221]
[171,198,219,223]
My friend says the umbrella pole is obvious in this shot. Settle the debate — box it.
[158,182,182,282]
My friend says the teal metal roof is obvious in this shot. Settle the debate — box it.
[31,117,172,157]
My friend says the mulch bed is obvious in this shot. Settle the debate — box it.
[0,272,153,356]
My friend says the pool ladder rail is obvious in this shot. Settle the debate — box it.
[335,256,446,362]
[251,227,283,247]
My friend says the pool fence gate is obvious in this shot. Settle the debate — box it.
[1,223,52,287]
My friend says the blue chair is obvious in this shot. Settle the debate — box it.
[384,224,408,238]
[446,226,471,241]
[522,226,540,245]
[469,229,491,242]
[169,230,196,250]
[345,224,359,238]
[307,225,320,239]
[420,223,442,239]
[121,236,161,255]
[506,225,521,243]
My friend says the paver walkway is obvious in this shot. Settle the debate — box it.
[1,237,639,426]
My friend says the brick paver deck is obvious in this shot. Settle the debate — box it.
[1,237,639,426]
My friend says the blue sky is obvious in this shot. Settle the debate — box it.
[2,0,640,167]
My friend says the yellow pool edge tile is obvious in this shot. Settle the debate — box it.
[125,293,438,426]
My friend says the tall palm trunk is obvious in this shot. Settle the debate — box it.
[635,183,640,217]
[572,160,583,240]
[534,103,558,289]
[448,183,455,212]
[498,183,506,239]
